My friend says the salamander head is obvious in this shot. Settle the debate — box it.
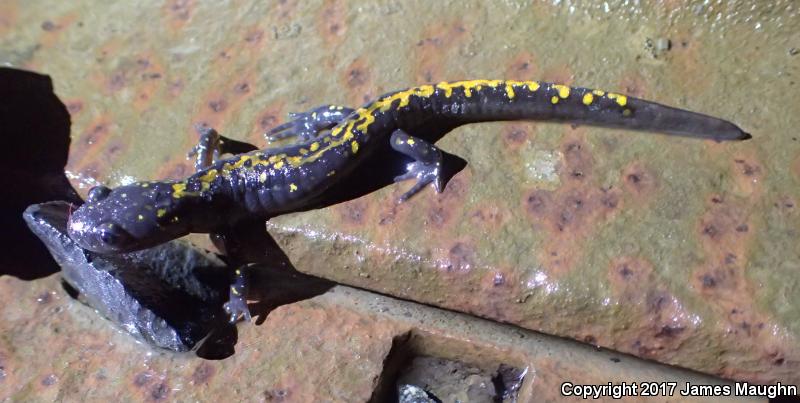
[67,181,192,254]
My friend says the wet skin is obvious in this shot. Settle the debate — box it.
[67,79,751,321]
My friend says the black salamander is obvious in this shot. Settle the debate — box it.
[67,79,751,321]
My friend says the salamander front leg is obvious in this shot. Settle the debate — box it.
[188,124,257,172]
[223,265,252,323]
[390,129,444,203]
[265,105,354,143]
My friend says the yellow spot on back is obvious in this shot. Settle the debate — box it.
[436,81,454,97]
[199,168,218,183]
[273,160,284,169]
[355,110,375,133]
[607,93,627,106]
[351,141,359,154]
[622,108,632,117]
[259,172,267,182]
[592,89,605,96]
[551,96,559,104]
[289,183,298,192]
[582,93,594,105]
[299,148,308,155]
[525,81,540,91]
[157,209,166,218]
[506,84,515,99]
[406,138,415,145]
[327,170,336,177]
[553,84,570,98]
[137,214,144,221]
[287,156,303,166]
[141,183,149,188]
[310,142,319,152]
[172,182,186,198]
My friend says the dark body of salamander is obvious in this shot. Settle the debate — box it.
[67,79,750,256]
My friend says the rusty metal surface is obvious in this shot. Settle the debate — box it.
[2,0,799,385]
[0,276,762,402]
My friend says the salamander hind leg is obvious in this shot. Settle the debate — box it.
[265,104,354,143]
[223,265,252,323]
[188,124,258,171]
[390,129,444,203]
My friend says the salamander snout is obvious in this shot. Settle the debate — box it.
[67,182,191,254]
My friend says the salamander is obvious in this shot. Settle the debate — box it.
[67,79,751,321]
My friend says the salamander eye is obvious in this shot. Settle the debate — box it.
[99,224,130,247]
[88,186,112,203]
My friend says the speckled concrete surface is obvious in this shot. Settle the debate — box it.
[1,0,799,387]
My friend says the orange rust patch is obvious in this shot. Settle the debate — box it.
[607,257,655,301]
[629,290,696,359]
[469,203,510,233]
[773,195,796,213]
[603,258,701,360]
[251,100,286,143]
[243,27,265,45]
[505,52,540,81]
[131,54,165,112]
[68,118,114,172]
[435,240,477,273]
[167,79,184,98]
[523,185,621,277]
[427,204,453,229]
[437,169,471,204]
[65,100,83,115]
[667,37,711,93]
[731,154,764,197]
[39,12,78,47]
[156,155,193,180]
[539,64,574,87]
[413,20,470,83]
[621,162,659,203]
[317,0,348,46]
[502,123,532,150]
[191,362,215,385]
[688,195,785,355]
[163,0,195,32]
[275,0,300,19]
[194,70,258,133]
[522,135,621,276]
[238,23,272,56]
[616,70,649,99]
[0,2,18,37]
[341,57,374,105]
[336,198,372,227]
[561,134,593,182]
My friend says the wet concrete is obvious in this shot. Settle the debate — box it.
[1,0,799,389]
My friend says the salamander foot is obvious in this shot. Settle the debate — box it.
[223,266,252,323]
[390,129,444,203]
[265,105,354,143]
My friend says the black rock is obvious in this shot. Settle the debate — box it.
[23,201,230,352]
